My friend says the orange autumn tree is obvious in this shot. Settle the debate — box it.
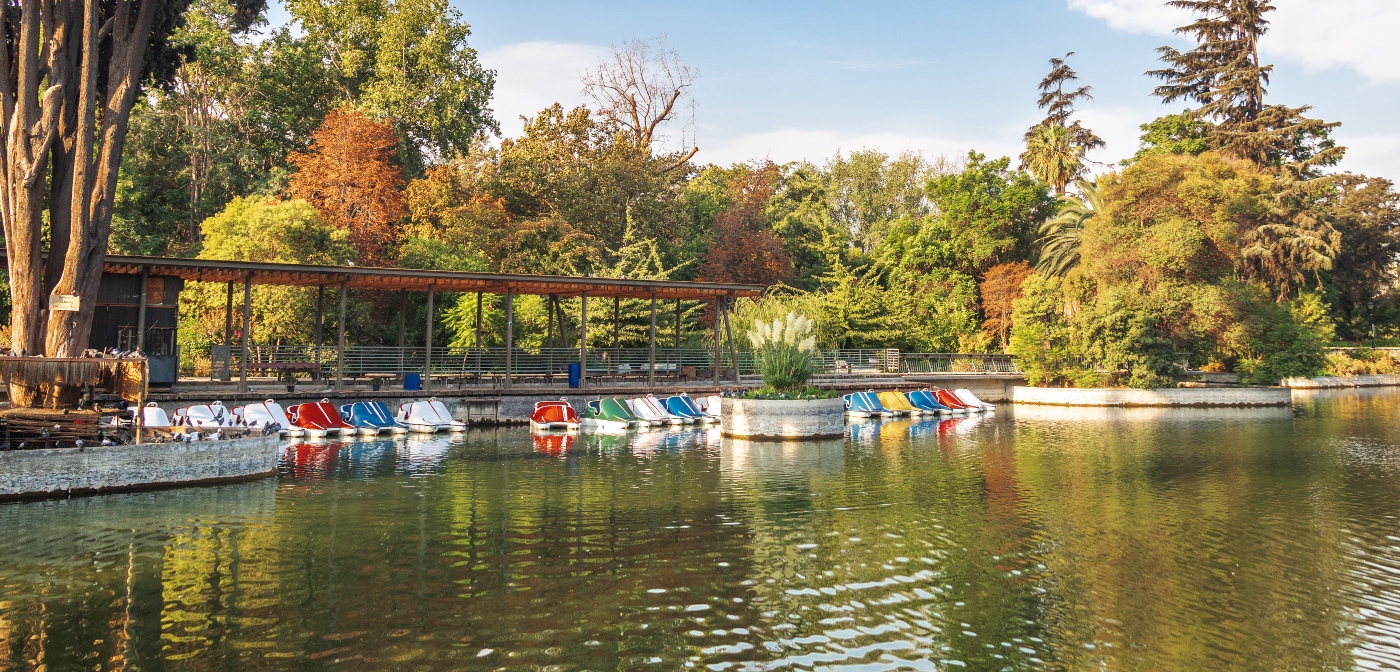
[698,163,793,286]
[980,261,1034,350]
[288,108,408,264]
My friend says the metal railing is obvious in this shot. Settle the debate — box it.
[207,345,1018,383]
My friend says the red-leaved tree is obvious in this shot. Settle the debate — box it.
[287,108,407,265]
[698,163,792,286]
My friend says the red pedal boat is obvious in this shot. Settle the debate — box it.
[933,389,975,414]
[530,399,581,433]
[289,399,357,437]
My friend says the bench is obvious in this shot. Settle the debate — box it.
[243,362,318,376]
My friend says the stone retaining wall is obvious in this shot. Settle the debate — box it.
[1282,375,1400,389]
[0,435,278,501]
[1012,386,1292,407]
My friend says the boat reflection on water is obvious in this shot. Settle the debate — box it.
[399,432,455,472]
[281,440,346,480]
[532,431,577,456]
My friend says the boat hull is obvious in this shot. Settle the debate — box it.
[581,418,630,433]
[531,420,581,433]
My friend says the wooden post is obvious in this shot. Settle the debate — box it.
[648,294,657,388]
[424,284,434,392]
[504,288,514,390]
[723,299,739,384]
[239,272,251,393]
[224,281,234,345]
[335,276,346,389]
[579,291,588,390]
[612,296,620,349]
[612,295,621,377]
[397,289,406,379]
[474,291,483,381]
[135,266,149,352]
[546,294,555,378]
[675,299,682,374]
[313,285,324,380]
[712,298,721,386]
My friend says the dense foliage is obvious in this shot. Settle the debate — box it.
[1010,153,1338,386]
[71,0,1399,389]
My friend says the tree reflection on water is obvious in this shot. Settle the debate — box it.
[2,392,1399,670]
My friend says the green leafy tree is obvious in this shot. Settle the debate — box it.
[285,0,496,172]
[879,153,1054,280]
[1010,151,1337,388]
[1319,175,1400,340]
[766,163,854,290]
[1129,112,1213,163]
[178,197,355,366]
[825,150,933,252]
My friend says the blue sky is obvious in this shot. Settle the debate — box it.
[437,1,1398,179]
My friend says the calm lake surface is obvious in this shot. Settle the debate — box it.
[3,390,1400,670]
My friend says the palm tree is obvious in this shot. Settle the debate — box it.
[1036,180,1101,277]
[1021,124,1084,195]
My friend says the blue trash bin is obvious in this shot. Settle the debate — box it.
[567,363,581,388]
[403,373,422,391]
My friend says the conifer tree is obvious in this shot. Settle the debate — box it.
[1148,0,1342,173]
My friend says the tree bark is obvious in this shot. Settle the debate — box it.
[43,0,160,356]
[1,0,64,355]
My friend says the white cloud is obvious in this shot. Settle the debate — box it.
[1075,105,1154,168]
[1067,0,1182,34]
[480,41,606,135]
[1334,133,1400,180]
[1069,0,1400,83]
[1265,1,1400,83]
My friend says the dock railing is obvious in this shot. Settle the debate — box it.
[206,345,1018,385]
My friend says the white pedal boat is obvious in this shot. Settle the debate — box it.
[174,400,237,428]
[234,399,305,437]
[953,388,995,411]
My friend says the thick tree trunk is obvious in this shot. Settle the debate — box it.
[1,0,61,355]
[44,0,158,356]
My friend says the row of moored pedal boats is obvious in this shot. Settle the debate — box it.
[844,388,995,417]
[529,394,721,433]
[120,398,468,438]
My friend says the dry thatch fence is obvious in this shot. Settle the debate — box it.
[0,357,147,409]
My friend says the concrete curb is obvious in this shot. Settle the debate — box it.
[1012,386,1292,407]
[0,434,278,501]
[1282,374,1400,389]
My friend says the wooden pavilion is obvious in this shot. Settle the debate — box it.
[73,255,765,392]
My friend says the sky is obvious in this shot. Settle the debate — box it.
[424,0,1398,179]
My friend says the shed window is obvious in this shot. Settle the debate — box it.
[117,326,176,356]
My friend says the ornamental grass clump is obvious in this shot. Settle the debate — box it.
[747,312,817,394]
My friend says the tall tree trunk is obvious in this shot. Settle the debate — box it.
[46,0,158,356]
[1,0,63,355]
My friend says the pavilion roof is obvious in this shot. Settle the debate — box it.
[56,255,767,300]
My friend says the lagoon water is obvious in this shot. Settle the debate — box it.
[3,390,1400,670]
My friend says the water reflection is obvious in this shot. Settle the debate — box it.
[3,392,1400,669]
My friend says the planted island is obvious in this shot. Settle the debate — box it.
[721,313,846,439]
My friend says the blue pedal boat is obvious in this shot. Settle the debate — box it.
[907,389,953,415]
[341,401,409,434]
[664,394,715,423]
[843,391,894,418]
